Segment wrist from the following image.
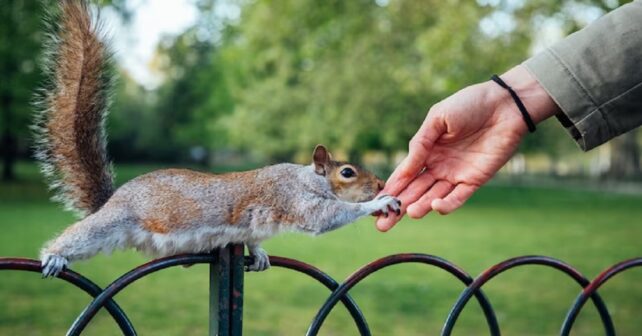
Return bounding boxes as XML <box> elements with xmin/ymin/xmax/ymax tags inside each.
<box><xmin>488</xmin><ymin>65</ymin><xmax>561</xmax><ymax>125</ymax></box>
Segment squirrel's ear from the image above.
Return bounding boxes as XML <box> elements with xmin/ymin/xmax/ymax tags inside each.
<box><xmin>313</xmin><ymin>144</ymin><xmax>331</xmax><ymax>176</ymax></box>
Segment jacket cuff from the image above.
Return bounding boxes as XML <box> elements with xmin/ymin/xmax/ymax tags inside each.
<box><xmin>523</xmin><ymin>49</ymin><xmax>612</xmax><ymax>151</ymax></box>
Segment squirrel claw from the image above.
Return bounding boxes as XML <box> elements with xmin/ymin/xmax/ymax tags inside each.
<box><xmin>371</xmin><ymin>195</ymin><xmax>401</xmax><ymax>217</ymax></box>
<box><xmin>41</xmin><ymin>254</ymin><xmax>68</xmax><ymax>278</ymax></box>
<box><xmin>247</xmin><ymin>247</ymin><xmax>270</xmax><ymax>272</ymax></box>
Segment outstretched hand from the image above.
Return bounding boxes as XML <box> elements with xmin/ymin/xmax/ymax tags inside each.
<box><xmin>376</xmin><ymin>65</ymin><xmax>559</xmax><ymax>231</ymax></box>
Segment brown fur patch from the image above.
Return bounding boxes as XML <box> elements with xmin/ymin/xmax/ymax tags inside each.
<box><xmin>216</xmin><ymin>170</ymin><xmax>259</xmax><ymax>183</ymax></box>
<box><xmin>138</xmin><ymin>172</ymin><xmax>205</xmax><ymax>233</ymax></box>
<box><xmin>226</xmin><ymin>170</ymin><xmax>262</xmax><ymax>225</ymax></box>
<box><xmin>162</xmin><ymin>168</ymin><xmax>216</xmax><ymax>182</ymax></box>
<box><xmin>142</xmin><ymin>218</ymin><xmax>170</xmax><ymax>234</ymax></box>
<box><xmin>270</xmin><ymin>206</ymin><xmax>302</xmax><ymax>224</ymax></box>
<box><xmin>136</xmin><ymin>167</ymin><xmax>305</xmax><ymax>230</ymax></box>
<box><xmin>229</xmin><ymin>196</ymin><xmax>253</xmax><ymax>225</ymax></box>
<box><xmin>223</xmin><ymin>169</ymin><xmax>303</xmax><ymax>226</ymax></box>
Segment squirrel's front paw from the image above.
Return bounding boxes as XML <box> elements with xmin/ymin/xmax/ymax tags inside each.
<box><xmin>41</xmin><ymin>254</ymin><xmax>68</xmax><ymax>278</ymax></box>
<box><xmin>371</xmin><ymin>195</ymin><xmax>402</xmax><ymax>217</ymax></box>
<box><xmin>247</xmin><ymin>248</ymin><xmax>270</xmax><ymax>272</ymax></box>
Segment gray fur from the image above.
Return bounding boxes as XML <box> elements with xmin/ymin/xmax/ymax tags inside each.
<box><xmin>40</xmin><ymin>164</ymin><xmax>400</xmax><ymax>276</ymax></box>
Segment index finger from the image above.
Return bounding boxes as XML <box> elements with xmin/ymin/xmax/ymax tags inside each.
<box><xmin>381</xmin><ymin>151</ymin><xmax>425</xmax><ymax>197</ymax></box>
<box><xmin>382</xmin><ymin>113</ymin><xmax>444</xmax><ymax>196</ymax></box>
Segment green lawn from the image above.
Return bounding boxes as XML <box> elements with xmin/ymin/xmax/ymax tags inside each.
<box><xmin>1</xmin><ymin>162</ymin><xmax>641</xmax><ymax>335</ymax></box>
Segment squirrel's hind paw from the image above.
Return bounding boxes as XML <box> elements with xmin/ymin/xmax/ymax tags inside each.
<box><xmin>247</xmin><ymin>248</ymin><xmax>270</xmax><ymax>272</ymax></box>
<box><xmin>41</xmin><ymin>254</ymin><xmax>68</xmax><ymax>278</ymax></box>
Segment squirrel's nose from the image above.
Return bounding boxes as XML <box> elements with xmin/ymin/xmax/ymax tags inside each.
<box><xmin>376</xmin><ymin>179</ymin><xmax>385</xmax><ymax>192</ymax></box>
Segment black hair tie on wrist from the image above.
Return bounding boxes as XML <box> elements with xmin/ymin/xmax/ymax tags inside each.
<box><xmin>490</xmin><ymin>74</ymin><xmax>536</xmax><ymax>133</ymax></box>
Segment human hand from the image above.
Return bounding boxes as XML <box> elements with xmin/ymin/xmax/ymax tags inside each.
<box><xmin>376</xmin><ymin>65</ymin><xmax>560</xmax><ymax>231</ymax></box>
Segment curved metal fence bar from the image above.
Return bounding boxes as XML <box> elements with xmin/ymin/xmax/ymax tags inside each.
<box><xmin>2</xmin><ymin>252</ymin><xmax>641</xmax><ymax>335</ymax></box>
<box><xmin>269</xmin><ymin>256</ymin><xmax>372</xmax><ymax>336</ymax></box>
<box><xmin>67</xmin><ymin>253</ymin><xmax>217</xmax><ymax>336</ymax></box>
<box><xmin>441</xmin><ymin>255</ymin><xmax>615</xmax><ymax>336</ymax></box>
<box><xmin>306</xmin><ymin>253</ymin><xmax>500</xmax><ymax>336</ymax></box>
<box><xmin>0</xmin><ymin>258</ymin><xmax>136</xmax><ymax>335</ymax></box>
<box><xmin>560</xmin><ymin>257</ymin><xmax>642</xmax><ymax>336</ymax></box>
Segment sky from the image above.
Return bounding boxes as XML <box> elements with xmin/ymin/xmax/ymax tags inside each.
<box><xmin>104</xmin><ymin>0</ymin><xmax>198</xmax><ymax>89</ymax></box>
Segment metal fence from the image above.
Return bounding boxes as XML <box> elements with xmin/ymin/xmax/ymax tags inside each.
<box><xmin>1</xmin><ymin>245</ymin><xmax>641</xmax><ymax>335</ymax></box>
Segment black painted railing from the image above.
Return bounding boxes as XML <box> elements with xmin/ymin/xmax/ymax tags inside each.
<box><xmin>1</xmin><ymin>246</ymin><xmax>641</xmax><ymax>335</ymax></box>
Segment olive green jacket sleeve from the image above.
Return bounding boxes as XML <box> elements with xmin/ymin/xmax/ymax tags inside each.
<box><xmin>523</xmin><ymin>0</ymin><xmax>642</xmax><ymax>151</ymax></box>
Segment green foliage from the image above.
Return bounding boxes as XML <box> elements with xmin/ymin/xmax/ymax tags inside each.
<box><xmin>175</xmin><ymin>0</ymin><xmax>617</xmax><ymax>161</ymax></box>
<box><xmin>0</xmin><ymin>0</ymin><xmax>50</xmax><ymax>138</ymax></box>
<box><xmin>222</xmin><ymin>0</ymin><xmax>526</xmax><ymax>160</ymax></box>
<box><xmin>155</xmin><ymin>28</ymin><xmax>234</xmax><ymax>151</ymax></box>
<box><xmin>0</xmin><ymin>0</ymin><xmax>126</xmax><ymax>180</ymax></box>
<box><xmin>2</xmin><ymin>0</ymin><xmax>636</xmax><ymax>168</ymax></box>
<box><xmin>108</xmin><ymin>72</ymin><xmax>158</xmax><ymax>161</ymax></box>
<box><xmin>117</xmin><ymin>1</ymin><xmax>238</xmax><ymax>164</ymax></box>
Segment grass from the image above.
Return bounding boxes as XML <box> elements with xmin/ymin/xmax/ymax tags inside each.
<box><xmin>1</xmin><ymin>162</ymin><xmax>642</xmax><ymax>335</ymax></box>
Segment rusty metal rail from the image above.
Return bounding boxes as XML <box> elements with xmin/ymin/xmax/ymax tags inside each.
<box><xmin>0</xmin><ymin>247</ymin><xmax>640</xmax><ymax>335</ymax></box>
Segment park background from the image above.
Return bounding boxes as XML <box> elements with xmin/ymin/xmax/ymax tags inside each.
<box><xmin>1</xmin><ymin>0</ymin><xmax>642</xmax><ymax>335</ymax></box>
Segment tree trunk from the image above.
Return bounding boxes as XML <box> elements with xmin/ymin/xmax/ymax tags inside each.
<box><xmin>1</xmin><ymin>87</ymin><xmax>16</xmax><ymax>181</ymax></box>
<box><xmin>1</xmin><ymin>0</ymin><xmax>16</xmax><ymax>181</ymax></box>
<box><xmin>605</xmin><ymin>130</ymin><xmax>640</xmax><ymax>180</ymax></box>
<box><xmin>1</xmin><ymin>132</ymin><xmax>16</xmax><ymax>181</ymax></box>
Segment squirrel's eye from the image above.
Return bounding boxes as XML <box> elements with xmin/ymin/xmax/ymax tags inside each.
<box><xmin>340</xmin><ymin>168</ymin><xmax>356</xmax><ymax>178</ymax></box>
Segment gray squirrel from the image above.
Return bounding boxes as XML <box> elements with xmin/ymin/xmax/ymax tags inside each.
<box><xmin>34</xmin><ymin>1</ymin><xmax>401</xmax><ymax>277</ymax></box>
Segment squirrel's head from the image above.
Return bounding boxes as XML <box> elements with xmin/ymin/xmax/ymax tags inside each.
<box><xmin>312</xmin><ymin>145</ymin><xmax>384</xmax><ymax>202</ymax></box>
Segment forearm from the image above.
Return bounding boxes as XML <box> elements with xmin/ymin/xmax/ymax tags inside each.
<box><xmin>523</xmin><ymin>0</ymin><xmax>642</xmax><ymax>150</ymax></box>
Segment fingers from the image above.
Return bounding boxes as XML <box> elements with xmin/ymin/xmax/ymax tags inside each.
<box><xmin>382</xmin><ymin>114</ymin><xmax>444</xmax><ymax>197</ymax></box>
<box><xmin>406</xmin><ymin>180</ymin><xmax>454</xmax><ymax>219</ymax></box>
<box><xmin>377</xmin><ymin>181</ymin><xmax>479</xmax><ymax>232</ymax></box>
<box><xmin>381</xmin><ymin>152</ymin><xmax>426</xmax><ymax>197</ymax></box>
<box><xmin>431</xmin><ymin>183</ymin><xmax>479</xmax><ymax>215</ymax></box>
<box><xmin>374</xmin><ymin>208</ymin><xmax>400</xmax><ymax>232</ymax></box>
<box><xmin>376</xmin><ymin>172</ymin><xmax>435</xmax><ymax>232</ymax></box>
<box><xmin>376</xmin><ymin>109</ymin><xmax>451</xmax><ymax>232</ymax></box>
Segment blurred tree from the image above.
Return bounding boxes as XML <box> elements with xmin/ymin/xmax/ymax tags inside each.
<box><xmin>0</xmin><ymin>0</ymin><xmax>49</xmax><ymax>181</ymax></box>
<box><xmin>0</xmin><ymin>0</ymin><xmax>128</xmax><ymax>181</ymax></box>
<box><xmin>108</xmin><ymin>71</ymin><xmax>156</xmax><ymax>162</ymax></box>
<box><xmin>147</xmin><ymin>0</ymin><xmax>234</xmax><ymax>164</ymax></box>
<box><xmin>132</xmin><ymin>0</ymin><xmax>639</xmax><ymax>174</ymax></box>
<box><xmin>206</xmin><ymin>0</ymin><xmax>638</xmax><ymax>174</ymax></box>
<box><xmin>5</xmin><ymin>0</ymin><xmax>637</xmax><ymax>177</ymax></box>
<box><xmin>221</xmin><ymin>0</ymin><xmax>533</xmax><ymax>162</ymax></box>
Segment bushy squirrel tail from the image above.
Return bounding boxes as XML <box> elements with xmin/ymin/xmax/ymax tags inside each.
<box><xmin>33</xmin><ymin>0</ymin><xmax>115</xmax><ymax>217</ymax></box>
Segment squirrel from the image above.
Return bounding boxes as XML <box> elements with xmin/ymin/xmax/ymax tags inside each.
<box><xmin>33</xmin><ymin>1</ymin><xmax>401</xmax><ymax>278</ymax></box>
